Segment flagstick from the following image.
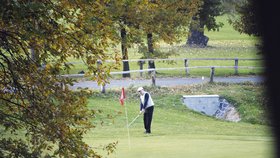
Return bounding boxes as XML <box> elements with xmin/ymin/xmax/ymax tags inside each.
<box><xmin>124</xmin><ymin>102</ymin><xmax>131</xmax><ymax>150</ymax></box>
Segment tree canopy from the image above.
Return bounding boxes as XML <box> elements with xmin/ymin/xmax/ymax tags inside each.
<box><xmin>187</xmin><ymin>0</ymin><xmax>224</xmax><ymax>47</ymax></box>
<box><xmin>135</xmin><ymin>0</ymin><xmax>201</xmax><ymax>69</ymax></box>
<box><xmin>228</xmin><ymin>0</ymin><xmax>261</xmax><ymax>37</ymax></box>
<box><xmin>198</xmin><ymin>0</ymin><xmax>224</xmax><ymax>32</ymax></box>
<box><xmin>0</xmin><ymin>1</ymin><xmax>119</xmax><ymax>157</ymax></box>
<box><xmin>105</xmin><ymin>1</ymin><xmax>144</xmax><ymax>77</ymax></box>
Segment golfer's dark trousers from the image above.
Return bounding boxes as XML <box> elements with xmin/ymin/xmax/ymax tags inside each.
<box><xmin>144</xmin><ymin>106</ymin><xmax>154</xmax><ymax>133</ymax></box>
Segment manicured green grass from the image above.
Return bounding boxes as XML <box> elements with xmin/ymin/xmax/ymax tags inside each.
<box><xmin>87</xmin><ymin>135</ymin><xmax>273</xmax><ymax>158</ymax></box>
<box><xmin>205</xmin><ymin>15</ymin><xmax>258</xmax><ymax>41</ymax></box>
<box><xmin>83</xmin><ymin>83</ymin><xmax>274</xmax><ymax>158</ymax></box>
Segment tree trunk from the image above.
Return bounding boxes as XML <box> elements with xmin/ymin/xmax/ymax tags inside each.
<box><xmin>186</xmin><ymin>18</ymin><xmax>209</xmax><ymax>48</ymax></box>
<box><xmin>121</xmin><ymin>28</ymin><xmax>130</xmax><ymax>78</ymax></box>
<box><xmin>147</xmin><ymin>33</ymin><xmax>155</xmax><ymax>72</ymax></box>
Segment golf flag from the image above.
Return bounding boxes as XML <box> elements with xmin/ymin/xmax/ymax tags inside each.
<box><xmin>119</xmin><ymin>87</ymin><xmax>126</xmax><ymax>106</ymax></box>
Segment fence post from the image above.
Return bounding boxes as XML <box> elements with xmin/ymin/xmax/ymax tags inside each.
<box><xmin>100</xmin><ymin>84</ymin><xmax>106</xmax><ymax>93</ymax></box>
<box><xmin>234</xmin><ymin>58</ymin><xmax>239</xmax><ymax>75</ymax></box>
<box><xmin>151</xmin><ymin>69</ymin><xmax>156</xmax><ymax>86</ymax></box>
<box><xmin>184</xmin><ymin>59</ymin><xmax>189</xmax><ymax>77</ymax></box>
<box><xmin>210</xmin><ymin>67</ymin><xmax>215</xmax><ymax>83</ymax></box>
<box><xmin>139</xmin><ymin>60</ymin><xmax>144</xmax><ymax>77</ymax></box>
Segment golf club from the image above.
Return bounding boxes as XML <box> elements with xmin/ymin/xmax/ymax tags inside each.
<box><xmin>127</xmin><ymin>114</ymin><xmax>141</xmax><ymax>127</ymax></box>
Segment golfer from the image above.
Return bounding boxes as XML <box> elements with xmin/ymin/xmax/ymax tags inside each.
<box><xmin>137</xmin><ymin>87</ymin><xmax>154</xmax><ymax>134</ymax></box>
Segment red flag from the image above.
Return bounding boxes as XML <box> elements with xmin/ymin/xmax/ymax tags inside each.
<box><xmin>119</xmin><ymin>87</ymin><xmax>126</xmax><ymax>106</ymax></box>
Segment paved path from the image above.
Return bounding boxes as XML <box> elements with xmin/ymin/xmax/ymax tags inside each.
<box><xmin>70</xmin><ymin>76</ymin><xmax>264</xmax><ymax>90</ymax></box>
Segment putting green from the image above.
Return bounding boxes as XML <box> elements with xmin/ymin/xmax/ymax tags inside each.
<box><xmin>85</xmin><ymin>134</ymin><xmax>274</xmax><ymax>158</ymax></box>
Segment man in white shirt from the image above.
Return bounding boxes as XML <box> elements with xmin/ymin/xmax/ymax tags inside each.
<box><xmin>137</xmin><ymin>87</ymin><xmax>154</xmax><ymax>134</ymax></box>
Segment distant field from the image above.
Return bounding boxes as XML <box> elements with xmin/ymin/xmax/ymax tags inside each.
<box><xmin>62</xmin><ymin>15</ymin><xmax>264</xmax><ymax>78</ymax></box>
<box><xmin>83</xmin><ymin>83</ymin><xmax>274</xmax><ymax>158</ymax></box>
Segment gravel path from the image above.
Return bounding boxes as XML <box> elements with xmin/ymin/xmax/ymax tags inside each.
<box><xmin>70</xmin><ymin>75</ymin><xmax>264</xmax><ymax>90</ymax></box>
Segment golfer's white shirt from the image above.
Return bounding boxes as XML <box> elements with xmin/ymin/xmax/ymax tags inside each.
<box><xmin>140</xmin><ymin>92</ymin><xmax>154</xmax><ymax>109</ymax></box>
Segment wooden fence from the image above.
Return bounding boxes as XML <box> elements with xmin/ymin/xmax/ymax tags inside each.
<box><xmin>63</xmin><ymin>57</ymin><xmax>263</xmax><ymax>77</ymax></box>
<box><xmin>62</xmin><ymin>58</ymin><xmax>264</xmax><ymax>92</ymax></box>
